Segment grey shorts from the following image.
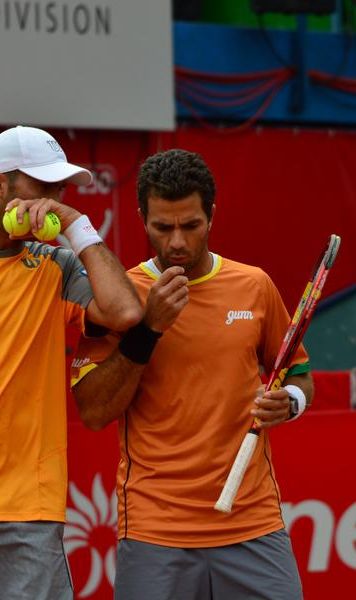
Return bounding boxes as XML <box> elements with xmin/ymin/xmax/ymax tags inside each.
<box><xmin>0</xmin><ymin>521</ymin><xmax>73</xmax><ymax>600</ymax></box>
<box><xmin>114</xmin><ymin>529</ymin><xmax>302</xmax><ymax>600</ymax></box>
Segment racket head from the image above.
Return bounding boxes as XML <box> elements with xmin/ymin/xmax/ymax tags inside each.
<box><xmin>325</xmin><ymin>234</ymin><xmax>341</xmax><ymax>269</ymax></box>
<box><xmin>265</xmin><ymin>234</ymin><xmax>341</xmax><ymax>392</ymax></box>
<box><xmin>312</xmin><ymin>233</ymin><xmax>341</xmax><ymax>276</ymax></box>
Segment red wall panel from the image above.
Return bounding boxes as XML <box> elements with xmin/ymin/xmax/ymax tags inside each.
<box><xmin>58</xmin><ymin>125</ymin><xmax>356</xmax><ymax>314</ymax></box>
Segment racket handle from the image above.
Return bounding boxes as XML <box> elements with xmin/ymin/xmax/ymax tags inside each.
<box><xmin>214</xmin><ymin>431</ymin><xmax>259</xmax><ymax>513</ymax></box>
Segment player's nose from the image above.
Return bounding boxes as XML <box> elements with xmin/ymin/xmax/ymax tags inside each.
<box><xmin>169</xmin><ymin>228</ymin><xmax>185</xmax><ymax>249</ymax></box>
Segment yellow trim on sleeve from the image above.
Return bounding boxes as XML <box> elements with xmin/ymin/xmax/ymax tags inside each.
<box><xmin>71</xmin><ymin>362</ymin><xmax>98</xmax><ymax>388</ymax></box>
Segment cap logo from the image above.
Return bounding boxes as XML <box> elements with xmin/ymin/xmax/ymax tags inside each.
<box><xmin>46</xmin><ymin>139</ymin><xmax>63</xmax><ymax>153</ymax></box>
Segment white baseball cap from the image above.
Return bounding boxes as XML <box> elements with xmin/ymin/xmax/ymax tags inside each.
<box><xmin>0</xmin><ymin>125</ymin><xmax>92</xmax><ymax>186</ymax></box>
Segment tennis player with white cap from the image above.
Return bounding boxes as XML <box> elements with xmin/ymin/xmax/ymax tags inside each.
<box><xmin>0</xmin><ymin>125</ymin><xmax>142</xmax><ymax>599</ymax></box>
<box><xmin>0</xmin><ymin>125</ymin><xmax>92</xmax><ymax>184</ymax></box>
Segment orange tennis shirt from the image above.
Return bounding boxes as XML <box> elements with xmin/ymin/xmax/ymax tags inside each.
<box><xmin>0</xmin><ymin>242</ymin><xmax>92</xmax><ymax>522</ymax></box>
<box><xmin>72</xmin><ymin>254</ymin><xmax>310</xmax><ymax>547</ymax></box>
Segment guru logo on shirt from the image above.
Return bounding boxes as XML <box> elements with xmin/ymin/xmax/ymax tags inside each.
<box><xmin>225</xmin><ymin>310</ymin><xmax>254</xmax><ymax>325</ymax></box>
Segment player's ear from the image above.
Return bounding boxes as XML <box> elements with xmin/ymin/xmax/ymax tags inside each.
<box><xmin>208</xmin><ymin>203</ymin><xmax>216</xmax><ymax>231</ymax></box>
<box><xmin>0</xmin><ymin>174</ymin><xmax>8</xmax><ymax>199</ymax></box>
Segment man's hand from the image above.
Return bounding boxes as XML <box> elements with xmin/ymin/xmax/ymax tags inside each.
<box><xmin>250</xmin><ymin>387</ymin><xmax>290</xmax><ymax>429</ymax></box>
<box><xmin>5</xmin><ymin>198</ymin><xmax>81</xmax><ymax>236</ymax></box>
<box><xmin>144</xmin><ymin>266</ymin><xmax>189</xmax><ymax>332</ymax></box>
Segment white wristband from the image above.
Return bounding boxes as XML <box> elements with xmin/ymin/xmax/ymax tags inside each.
<box><xmin>64</xmin><ymin>215</ymin><xmax>103</xmax><ymax>256</ymax></box>
<box><xmin>284</xmin><ymin>384</ymin><xmax>307</xmax><ymax>421</ymax></box>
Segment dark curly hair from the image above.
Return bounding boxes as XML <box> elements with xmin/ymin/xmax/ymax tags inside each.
<box><xmin>137</xmin><ymin>149</ymin><xmax>216</xmax><ymax>221</ymax></box>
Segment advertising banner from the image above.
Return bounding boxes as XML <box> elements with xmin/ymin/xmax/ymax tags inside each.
<box><xmin>0</xmin><ymin>1</ymin><xmax>174</xmax><ymax>130</ymax></box>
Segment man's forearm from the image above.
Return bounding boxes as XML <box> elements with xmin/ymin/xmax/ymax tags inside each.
<box><xmin>73</xmin><ymin>349</ymin><xmax>144</xmax><ymax>430</ymax></box>
<box><xmin>80</xmin><ymin>243</ymin><xmax>143</xmax><ymax>331</ymax></box>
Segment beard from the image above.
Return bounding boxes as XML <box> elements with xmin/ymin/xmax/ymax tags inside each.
<box><xmin>158</xmin><ymin>254</ymin><xmax>197</xmax><ymax>273</ymax></box>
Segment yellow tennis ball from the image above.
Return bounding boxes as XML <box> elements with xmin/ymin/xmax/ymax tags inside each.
<box><xmin>2</xmin><ymin>207</ymin><xmax>31</xmax><ymax>236</ymax></box>
<box><xmin>34</xmin><ymin>212</ymin><xmax>61</xmax><ymax>242</ymax></box>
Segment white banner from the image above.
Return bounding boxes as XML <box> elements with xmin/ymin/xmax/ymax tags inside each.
<box><xmin>0</xmin><ymin>0</ymin><xmax>174</xmax><ymax>130</ymax></box>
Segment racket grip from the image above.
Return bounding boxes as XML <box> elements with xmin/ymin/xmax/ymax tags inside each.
<box><xmin>214</xmin><ymin>431</ymin><xmax>259</xmax><ymax>513</ymax></box>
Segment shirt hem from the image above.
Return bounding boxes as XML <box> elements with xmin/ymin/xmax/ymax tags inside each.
<box><xmin>118</xmin><ymin>522</ymin><xmax>285</xmax><ymax>548</ymax></box>
<box><xmin>0</xmin><ymin>512</ymin><xmax>66</xmax><ymax>522</ymax></box>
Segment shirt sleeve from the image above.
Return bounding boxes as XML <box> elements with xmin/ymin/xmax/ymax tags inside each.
<box><xmin>51</xmin><ymin>246</ymin><xmax>93</xmax><ymax>328</ymax></box>
<box><xmin>27</xmin><ymin>242</ymin><xmax>93</xmax><ymax>331</ymax></box>
<box><xmin>71</xmin><ymin>332</ymin><xmax>119</xmax><ymax>387</ymax></box>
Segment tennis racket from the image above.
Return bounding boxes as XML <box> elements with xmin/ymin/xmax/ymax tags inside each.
<box><xmin>214</xmin><ymin>233</ymin><xmax>341</xmax><ymax>513</ymax></box>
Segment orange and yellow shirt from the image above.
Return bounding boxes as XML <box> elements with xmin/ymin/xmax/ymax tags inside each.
<box><xmin>0</xmin><ymin>242</ymin><xmax>93</xmax><ymax>522</ymax></box>
<box><xmin>72</xmin><ymin>254</ymin><xmax>310</xmax><ymax>547</ymax></box>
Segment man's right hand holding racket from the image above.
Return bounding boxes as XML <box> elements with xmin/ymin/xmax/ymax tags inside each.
<box><xmin>250</xmin><ymin>375</ymin><xmax>312</xmax><ymax>430</ymax></box>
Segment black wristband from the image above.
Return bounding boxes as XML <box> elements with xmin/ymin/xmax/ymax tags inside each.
<box><xmin>118</xmin><ymin>320</ymin><xmax>162</xmax><ymax>364</ymax></box>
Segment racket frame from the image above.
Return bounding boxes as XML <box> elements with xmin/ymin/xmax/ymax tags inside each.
<box><xmin>214</xmin><ymin>234</ymin><xmax>341</xmax><ymax>513</ymax></box>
